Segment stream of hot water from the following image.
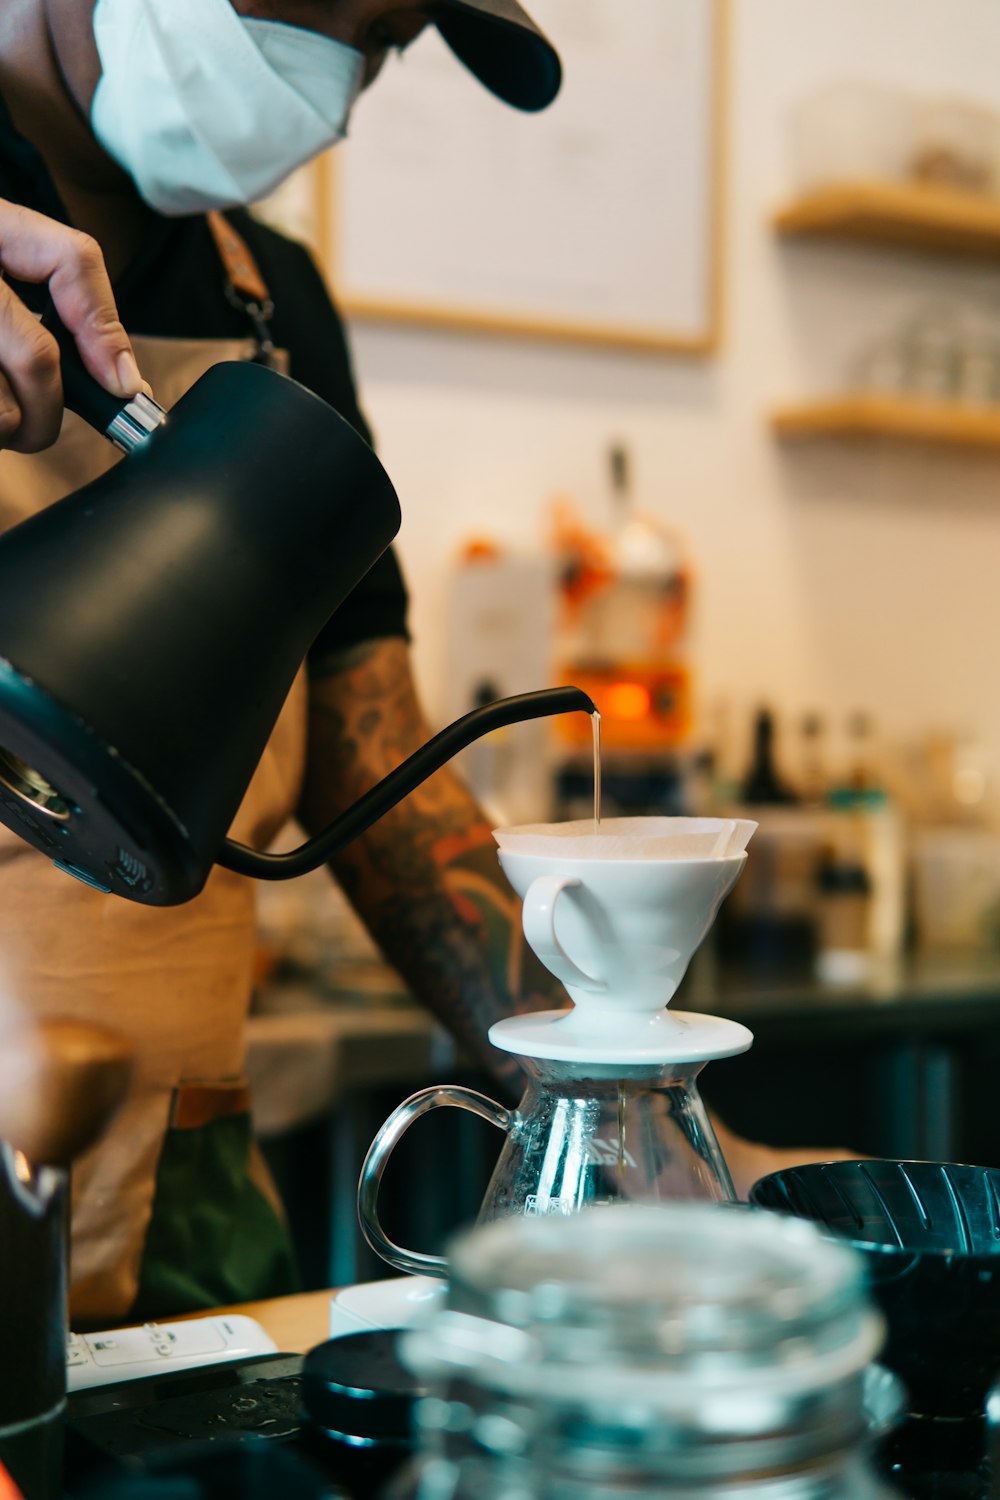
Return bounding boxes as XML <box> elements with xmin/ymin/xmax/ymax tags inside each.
<box><xmin>592</xmin><ymin>708</ymin><xmax>602</xmax><ymax>830</ymax></box>
<box><xmin>591</xmin><ymin>710</ymin><xmax>627</xmax><ymax>1170</ymax></box>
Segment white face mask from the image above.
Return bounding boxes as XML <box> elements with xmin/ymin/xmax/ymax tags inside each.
<box><xmin>91</xmin><ymin>0</ymin><xmax>364</xmax><ymax>217</ymax></box>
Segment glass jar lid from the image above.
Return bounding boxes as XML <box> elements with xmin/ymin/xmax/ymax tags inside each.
<box><xmin>408</xmin><ymin>1205</ymin><xmax>882</xmax><ymax>1420</ymax></box>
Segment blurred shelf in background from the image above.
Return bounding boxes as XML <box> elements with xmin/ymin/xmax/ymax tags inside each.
<box><xmin>771</xmin><ymin>392</ymin><xmax>1000</xmax><ymax>450</ymax></box>
<box><xmin>773</xmin><ymin>181</ymin><xmax>1000</xmax><ymax>259</ymax></box>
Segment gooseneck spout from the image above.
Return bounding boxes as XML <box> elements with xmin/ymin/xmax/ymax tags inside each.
<box><xmin>0</xmin><ymin>315</ymin><xmax>592</xmax><ymax>904</ymax></box>
<box><xmin>219</xmin><ymin>686</ymin><xmax>596</xmax><ymax>882</ymax></box>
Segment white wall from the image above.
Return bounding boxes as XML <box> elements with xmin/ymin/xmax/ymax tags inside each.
<box><xmin>342</xmin><ymin>0</ymin><xmax>1000</xmax><ymax>805</ymax></box>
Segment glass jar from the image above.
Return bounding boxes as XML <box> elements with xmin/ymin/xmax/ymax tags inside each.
<box><xmin>396</xmin><ymin>1204</ymin><xmax>901</xmax><ymax>1499</ymax></box>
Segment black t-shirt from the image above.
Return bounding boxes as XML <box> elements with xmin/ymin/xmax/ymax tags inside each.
<box><xmin>0</xmin><ymin>95</ymin><xmax>410</xmax><ymax>662</ymax></box>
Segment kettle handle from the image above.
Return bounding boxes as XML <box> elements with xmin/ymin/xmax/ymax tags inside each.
<box><xmin>42</xmin><ymin>302</ymin><xmax>167</xmax><ymax>453</ymax></box>
<box><xmin>358</xmin><ymin>1085</ymin><xmax>512</xmax><ymax>1279</ymax></box>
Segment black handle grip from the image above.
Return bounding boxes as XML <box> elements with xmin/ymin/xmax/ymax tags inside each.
<box><xmin>42</xmin><ymin>302</ymin><xmax>128</xmax><ymax>437</ymax></box>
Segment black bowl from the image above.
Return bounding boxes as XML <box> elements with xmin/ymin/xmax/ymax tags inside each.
<box><xmin>750</xmin><ymin>1160</ymin><xmax>1000</xmax><ymax>1419</ymax></box>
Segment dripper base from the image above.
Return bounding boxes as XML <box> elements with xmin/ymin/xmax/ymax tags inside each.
<box><xmin>489</xmin><ymin>1010</ymin><xmax>753</xmax><ymax>1065</ymax></box>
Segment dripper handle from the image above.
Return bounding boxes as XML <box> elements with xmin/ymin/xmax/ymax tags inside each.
<box><xmin>359</xmin><ymin>1085</ymin><xmax>511</xmax><ymax>1278</ymax></box>
<box><xmin>522</xmin><ymin>875</ymin><xmax>608</xmax><ymax>993</ymax></box>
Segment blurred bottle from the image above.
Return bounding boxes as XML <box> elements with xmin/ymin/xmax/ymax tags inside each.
<box><xmin>444</xmin><ymin>543</ymin><xmax>559</xmax><ymax>826</ymax></box>
<box><xmin>740</xmin><ymin>708</ymin><xmax>798</xmax><ymax>805</ymax></box>
<box><xmin>550</xmin><ymin>443</ymin><xmax>693</xmax><ymax>755</ymax></box>
<box><xmin>602</xmin><ymin>441</ymin><xmax>690</xmax><ymax>670</ymax></box>
<box><xmin>955</xmin><ymin>331</ymin><xmax>1000</xmax><ymax>407</ymax></box>
<box><xmin>716</xmin><ymin>709</ymin><xmax>815</xmax><ymax>975</ymax></box>
<box><xmin>815</xmin><ymin>846</ymin><xmax>874</xmax><ymax>984</ymax></box>
<box><xmin>844</xmin><ymin>711</ymin><xmax>882</xmax><ymax>795</ymax></box>
<box><xmin>798</xmin><ymin>711</ymin><xmax>827</xmax><ymax>805</ymax></box>
<box><xmin>911</xmin><ymin>97</ymin><xmax>1000</xmax><ymax>193</ymax></box>
<box><xmin>698</xmin><ymin>695</ymin><xmax>741</xmax><ymax>809</ymax></box>
<box><xmin>901</xmin><ymin>305</ymin><xmax>960</xmax><ymax>400</ymax></box>
<box><xmin>827</xmin><ymin>713</ymin><xmax>906</xmax><ymax>965</ymax></box>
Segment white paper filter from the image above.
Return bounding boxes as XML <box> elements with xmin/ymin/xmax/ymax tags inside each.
<box><xmin>493</xmin><ymin>817</ymin><xmax>757</xmax><ymax>861</ymax></box>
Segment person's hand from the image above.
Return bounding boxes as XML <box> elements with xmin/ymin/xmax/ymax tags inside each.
<box><xmin>710</xmin><ymin>1114</ymin><xmax>863</xmax><ymax>1201</ymax></box>
<box><xmin>0</xmin><ymin>198</ymin><xmax>143</xmax><ymax>454</ymax></box>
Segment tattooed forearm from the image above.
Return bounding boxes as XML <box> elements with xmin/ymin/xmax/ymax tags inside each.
<box><xmin>298</xmin><ymin>639</ymin><xmax>565</xmax><ymax>1094</ymax></box>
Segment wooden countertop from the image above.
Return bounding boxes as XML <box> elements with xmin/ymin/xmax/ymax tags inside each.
<box><xmin>177</xmin><ymin>1288</ymin><xmax>337</xmax><ymax>1354</ymax></box>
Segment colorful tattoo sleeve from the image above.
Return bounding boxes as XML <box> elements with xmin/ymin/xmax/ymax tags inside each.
<box><xmin>298</xmin><ymin>639</ymin><xmax>564</xmax><ymax>1095</ymax></box>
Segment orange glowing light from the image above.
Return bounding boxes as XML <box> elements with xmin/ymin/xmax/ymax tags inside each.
<box><xmin>604</xmin><ymin>681</ymin><xmax>652</xmax><ymax>721</ymax></box>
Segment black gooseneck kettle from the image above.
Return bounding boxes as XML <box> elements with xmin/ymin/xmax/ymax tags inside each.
<box><xmin>0</xmin><ymin>325</ymin><xmax>593</xmax><ymax>1500</ymax></box>
<box><xmin>0</xmin><ymin>324</ymin><xmax>594</xmax><ymax>904</ymax></box>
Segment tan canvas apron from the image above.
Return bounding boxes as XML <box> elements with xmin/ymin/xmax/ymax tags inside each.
<box><xmin>0</xmin><ymin>332</ymin><xmax>307</xmax><ymax>1324</ymax></box>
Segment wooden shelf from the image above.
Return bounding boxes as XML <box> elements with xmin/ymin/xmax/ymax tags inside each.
<box><xmin>771</xmin><ymin>393</ymin><xmax>1000</xmax><ymax>450</ymax></box>
<box><xmin>773</xmin><ymin>181</ymin><xmax>1000</xmax><ymax>258</ymax></box>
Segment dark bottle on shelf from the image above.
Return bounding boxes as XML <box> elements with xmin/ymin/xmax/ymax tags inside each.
<box><xmin>741</xmin><ymin>708</ymin><xmax>798</xmax><ymax>805</ymax></box>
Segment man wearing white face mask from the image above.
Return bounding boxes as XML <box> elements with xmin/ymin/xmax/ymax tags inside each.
<box><xmin>0</xmin><ymin>0</ymin><xmax>569</xmax><ymax>1325</ymax></box>
<box><xmin>0</xmin><ymin>1</ymin><xmax>849</xmax><ymax>1324</ymax></box>
<box><xmin>89</xmin><ymin>1</ymin><xmax>369</xmax><ymax>216</ymax></box>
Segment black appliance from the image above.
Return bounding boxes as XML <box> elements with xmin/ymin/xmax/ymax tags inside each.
<box><xmin>751</xmin><ymin>1158</ymin><xmax>1000</xmax><ymax>1499</ymax></box>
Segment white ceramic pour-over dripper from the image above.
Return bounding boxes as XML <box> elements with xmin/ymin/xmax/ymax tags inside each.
<box><xmin>492</xmin><ymin>817</ymin><xmax>757</xmax><ymax>1066</ymax></box>
<box><xmin>355</xmin><ymin>818</ymin><xmax>758</xmax><ymax>1282</ymax></box>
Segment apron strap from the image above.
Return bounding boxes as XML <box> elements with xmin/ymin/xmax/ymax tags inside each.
<box><xmin>206</xmin><ymin>210</ymin><xmax>276</xmax><ymax>366</ymax></box>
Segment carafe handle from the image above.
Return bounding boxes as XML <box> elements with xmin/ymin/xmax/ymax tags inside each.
<box><xmin>522</xmin><ymin>874</ymin><xmax>608</xmax><ymax>993</ymax></box>
<box><xmin>358</xmin><ymin>1085</ymin><xmax>512</xmax><ymax>1278</ymax></box>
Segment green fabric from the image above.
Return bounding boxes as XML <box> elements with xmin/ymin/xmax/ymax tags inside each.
<box><xmin>132</xmin><ymin>1113</ymin><xmax>299</xmax><ymax>1321</ymax></box>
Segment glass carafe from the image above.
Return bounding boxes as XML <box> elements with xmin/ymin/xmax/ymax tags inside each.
<box><xmin>359</xmin><ymin>1057</ymin><xmax>735</xmax><ymax>1278</ymax></box>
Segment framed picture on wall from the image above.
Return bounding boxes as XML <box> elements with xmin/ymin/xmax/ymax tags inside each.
<box><xmin>261</xmin><ymin>0</ymin><xmax>726</xmax><ymax>354</ymax></box>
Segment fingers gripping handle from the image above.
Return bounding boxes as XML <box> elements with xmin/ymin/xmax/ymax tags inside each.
<box><xmin>358</xmin><ymin>1085</ymin><xmax>512</xmax><ymax>1278</ymax></box>
<box><xmin>521</xmin><ymin>874</ymin><xmax>608</xmax><ymax>993</ymax></box>
<box><xmin>41</xmin><ymin>302</ymin><xmax>165</xmax><ymax>452</ymax></box>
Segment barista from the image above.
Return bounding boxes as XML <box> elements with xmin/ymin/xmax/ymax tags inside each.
<box><xmin>0</xmin><ymin>0</ymin><xmax>844</xmax><ymax>1325</ymax></box>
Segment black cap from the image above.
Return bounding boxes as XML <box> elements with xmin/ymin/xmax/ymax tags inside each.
<box><xmin>431</xmin><ymin>0</ymin><xmax>562</xmax><ymax>111</ymax></box>
<box><xmin>302</xmin><ymin>1331</ymin><xmax>425</xmax><ymax>1443</ymax></box>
